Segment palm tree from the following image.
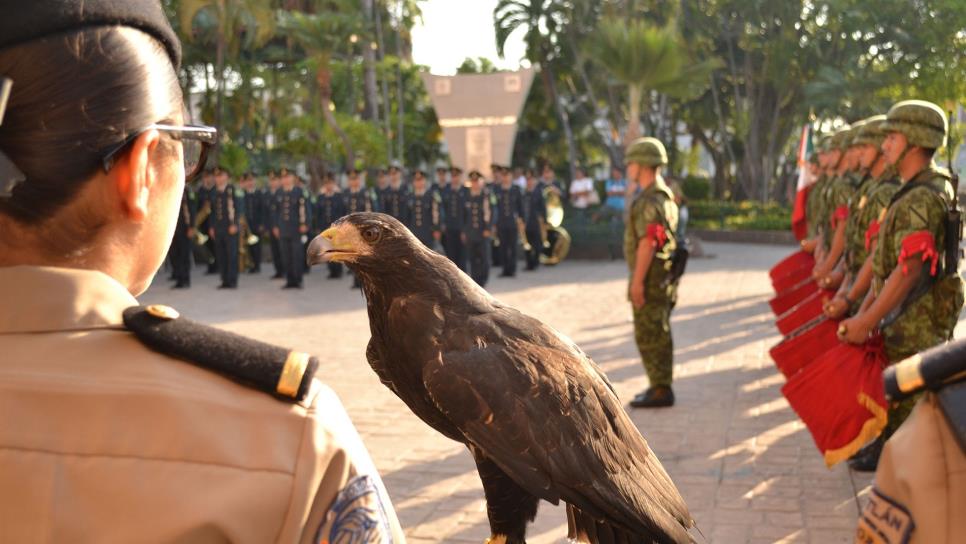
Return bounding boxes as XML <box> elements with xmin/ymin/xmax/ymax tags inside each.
<box><xmin>277</xmin><ymin>7</ymin><xmax>361</xmax><ymax>166</ymax></box>
<box><xmin>588</xmin><ymin>17</ymin><xmax>720</xmax><ymax>146</ymax></box>
<box><xmin>179</xmin><ymin>0</ymin><xmax>275</xmax><ymax>140</ymax></box>
<box><xmin>494</xmin><ymin>0</ymin><xmax>578</xmax><ymax>182</ymax></box>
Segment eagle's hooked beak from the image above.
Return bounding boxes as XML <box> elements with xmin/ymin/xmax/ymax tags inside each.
<box><xmin>307</xmin><ymin>223</ymin><xmax>363</xmax><ymax>266</ymax></box>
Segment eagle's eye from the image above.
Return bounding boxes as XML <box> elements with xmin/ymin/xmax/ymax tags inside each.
<box><xmin>361</xmin><ymin>226</ymin><xmax>382</xmax><ymax>244</ymax></box>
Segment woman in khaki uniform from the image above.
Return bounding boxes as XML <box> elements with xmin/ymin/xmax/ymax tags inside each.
<box><xmin>0</xmin><ymin>1</ymin><xmax>403</xmax><ymax>542</ymax></box>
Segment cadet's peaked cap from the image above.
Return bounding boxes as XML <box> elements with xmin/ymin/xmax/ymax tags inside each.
<box><xmin>852</xmin><ymin>115</ymin><xmax>888</xmax><ymax>147</ymax></box>
<box><xmin>625</xmin><ymin>137</ymin><xmax>668</xmax><ymax>167</ymax></box>
<box><xmin>883</xmin><ymin>100</ymin><xmax>947</xmax><ymax>149</ymax></box>
<box><xmin>0</xmin><ymin>0</ymin><xmax>181</xmax><ymax>69</ymax></box>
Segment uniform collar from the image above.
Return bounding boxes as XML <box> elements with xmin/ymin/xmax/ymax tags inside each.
<box><xmin>0</xmin><ymin>266</ymin><xmax>137</xmax><ymax>334</ymax></box>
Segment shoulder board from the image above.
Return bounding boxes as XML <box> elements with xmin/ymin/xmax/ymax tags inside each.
<box><xmin>123</xmin><ymin>305</ymin><xmax>319</xmax><ymax>402</ymax></box>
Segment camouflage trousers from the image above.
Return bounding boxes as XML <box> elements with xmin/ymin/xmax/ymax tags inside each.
<box><xmin>630</xmin><ymin>261</ymin><xmax>677</xmax><ymax>387</ymax></box>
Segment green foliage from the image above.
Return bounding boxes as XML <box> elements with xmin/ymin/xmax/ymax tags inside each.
<box><xmin>681</xmin><ymin>176</ymin><xmax>711</xmax><ymax>201</ymax></box>
<box><xmin>689</xmin><ymin>200</ymin><xmax>792</xmax><ymax>231</ymax></box>
<box><xmin>457</xmin><ymin>57</ymin><xmax>500</xmax><ymax>74</ymax></box>
<box><xmin>218</xmin><ymin>141</ymin><xmax>250</xmax><ymax>177</ymax></box>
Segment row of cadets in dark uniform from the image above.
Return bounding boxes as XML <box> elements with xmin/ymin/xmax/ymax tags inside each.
<box><xmin>407</xmin><ymin>170</ymin><xmax>442</xmax><ymax>248</ymax></box>
<box><xmin>208</xmin><ymin>167</ymin><xmax>244</xmax><ymax>289</ymax></box>
<box><xmin>314</xmin><ymin>172</ymin><xmax>348</xmax><ymax>279</ymax></box>
<box><xmin>272</xmin><ymin>169</ymin><xmax>310</xmax><ymax>289</ymax></box>
<box><xmin>240</xmin><ymin>172</ymin><xmax>264</xmax><ymax>274</ymax></box>
<box><xmin>441</xmin><ymin>166</ymin><xmax>469</xmax><ymax>270</ymax></box>
<box><xmin>522</xmin><ymin>169</ymin><xmax>548</xmax><ymax>271</ymax></box>
<box><xmin>464</xmin><ymin>170</ymin><xmax>497</xmax><ymax>287</ymax></box>
<box><xmin>492</xmin><ymin>165</ymin><xmax>525</xmax><ymax>277</ymax></box>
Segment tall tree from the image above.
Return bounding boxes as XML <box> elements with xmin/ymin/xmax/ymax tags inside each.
<box><xmin>495</xmin><ymin>0</ymin><xmax>579</xmax><ymax>182</ymax></box>
<box><xmin>180</xmin><ymin>0</ymin><xmax>275</xmax><ymax>145</ymax></box>
<box><xmin>588</xmin><ymin>17</ymin><xmax>718</xmax><ymax>145</ymax></box>
<box><xmin>277</xmin><ymin>6</ymin><xmax>361</xmax><ymax>166</ymax></box>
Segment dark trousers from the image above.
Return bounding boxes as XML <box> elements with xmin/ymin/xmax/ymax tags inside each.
<box><xmin>270</xmin><ymin>235</ymin><xmax>284</xmax><ymax>276</ymax></box>
<box><xmin>281</xmin><ymin>236</ymin><xmax>305</xmax><ymax>287</ymax></box>
<box><xmin>170</xmin><ymin>233</ymin><xmax>192</xmax><ymax>285</ymax></box>
<box><xmin>468</xmin><ymin>238</ymin><xmax>491</xmax><ymax>287</ymax></box>
<box><xmin>524</xmin><ymin>226</ymin><xmax>542</xmax><ymax>270</ymax></box>
<box><xmin>205</xmin><ymin>235</ymin><xmax>218</xmax><ymax>273</ymax></box>
<box><xmin>497</xmin><ymin>224</ymin><xmax>518</xmax><ymax>276</ymax></box>
<box><xmin>214</xmin><ymin>232</ymin><xmax>239</xmax><ymax>286</ymax></box>
<box><xmin>248</xmin><ymin>237</ymin><xmax>262</xmax><ymax>272</ymax></box>
<box><xmin>303</xmin><ymin>238</ymin><xmax>312</xmax><ymax>274</ymax></box>
<box><xmin>492</xmin><ymin>237</ymin><xmax>503</xmax><ymax>267</ymax></box>
<box><xmin>327</xmin><ymin>262</ymin><xmax>343</xmax><ymax>278</ymax></box>
<box><xmin>442</xmin><ymin>229</ymin><xmax>467</xmax><ymax>271</ymax></box>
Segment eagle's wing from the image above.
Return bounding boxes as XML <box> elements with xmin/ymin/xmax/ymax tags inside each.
<box><xmin>422</xmin><ymin>308</ymin><xmax>693</xmax><ymax>543</ymax></box>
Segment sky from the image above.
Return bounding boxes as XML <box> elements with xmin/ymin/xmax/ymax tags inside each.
<box><xmin>411</xmin><ymin>0</ymin><xmax>528</xmax><ymax>75</ymax></box>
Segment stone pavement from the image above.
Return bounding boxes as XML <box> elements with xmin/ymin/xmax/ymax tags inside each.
<box><xmin>141</xmin><ymin>241</ymin><xmax>957</xmax><ymax>543</ymax></box>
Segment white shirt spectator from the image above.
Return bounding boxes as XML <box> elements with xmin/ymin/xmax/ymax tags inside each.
<box><xmin>569</xmin><ymin>176</ymin><xmax>595</xmax><ymax>209</ymax></box>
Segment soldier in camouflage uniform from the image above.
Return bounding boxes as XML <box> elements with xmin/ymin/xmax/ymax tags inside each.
<box><xmin>825</xmin><ymin>116</ymin><xmax>902</xmax><ymax>318</ymax></box>
<box><xmin>812</xmin><ymin>126</ymin><xmax>858</xmax><ymax>280</ymax></box>
<box><xmin>839</xmin><ymin>100</ymin><xmax>964</xmax><ymax>470</ymax></box>
<box><xmin>624</xmin><ymin>137</ymin><xmax>680</xmax><ymax>408</ymax></box>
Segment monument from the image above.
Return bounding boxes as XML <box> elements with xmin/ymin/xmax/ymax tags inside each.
<box><xmin>421</xmin><ymin>69</ymin><xmax>535</xmax><ymax>179</ymax></box>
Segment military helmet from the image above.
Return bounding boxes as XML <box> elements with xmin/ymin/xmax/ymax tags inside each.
<box><xmin>882</xmin><ymin>100</ymin><xmax>947</xmax><ymax>149</ymax></box>
<box><xmin>845</xmin><ymin>119</ymin><xmax>870</xmax><ymax>147</ymax></box>
<box><xmin>825</xmin><ymin>125</ymin><xmax>851</xmax><ymax>151</ymax></box>
<box><xmin>813</xmin><ymin>133</ymin><xmax>829</xmax><ymax>153</ymax></box>
<box><xmin>625</xmin><ymin>137</ymin><xmax>668</xmax><ymax>167</ymax></box>
<box><xmin>852</xmin><ymin>115</ymin><xmax>888</xmax><ymax>147</ymax></box>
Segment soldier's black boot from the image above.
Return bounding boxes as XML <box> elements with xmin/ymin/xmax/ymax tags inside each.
<box><xmin>630</xmin><ymin>386</ymin><xmax>675</xmax><ymax>408</ymax></box>
<box><xmin>847</xmin><ymin>435</ymin><xmax>884</xmax><ymax>472</ymax></box>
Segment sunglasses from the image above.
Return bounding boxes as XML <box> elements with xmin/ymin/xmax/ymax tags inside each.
<box><xmin>101</xmin><ymin>123</ymin><xmax>218</xmax><ymax>182</ymax></box>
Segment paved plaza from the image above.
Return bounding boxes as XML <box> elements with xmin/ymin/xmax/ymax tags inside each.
<box><xmin>141</xmin><ymin>241</ymin><xmax>957</xmax><ymax>543</ymax></box>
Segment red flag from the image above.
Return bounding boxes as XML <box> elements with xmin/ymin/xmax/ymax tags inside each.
<box><xmin>769</xmin><ymin>316</ymin><xmax>839</xmax><ymax>378</ymax></box>
<box><xmin>775</xmin><ymin>289</ymin><xmax>835</xmax><ymax>336</ymax></box>
<box><xmin>781</xmin><ymin>338</ymin><xmax>888</xmax><ymax>467</ymax></box>
<box><xmin>790</xmin><ymin>124</ymin><xmax>814</xmax><ymax>241</ymax></box>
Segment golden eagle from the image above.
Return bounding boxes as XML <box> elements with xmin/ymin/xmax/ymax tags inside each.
<box><xmin>308</xmin><ymin>212</ymin><xmax>694</xmax><ymax>544</ymax></box>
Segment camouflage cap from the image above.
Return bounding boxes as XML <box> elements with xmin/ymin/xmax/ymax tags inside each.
<box><xmin>828</xmin><ymin>125</ymin><xmax>852</xmax><ymax>151</ymax></box>
<box><xmin>845</xmin><ymin>119</ymin><xmax>870</xmax><ymax>147</ymax></box>
<box><xmin>882</xmin><ymin>100</ymin><xmax>947</xmax><ymax>149</ymax></box>
<box><xmin>813</xmin><ymin>133</ymin><xmax>829</xmax><ymax>153</ymax></box>
<box><xmin>625</xmin><ymin>137</ymin><xmax>668</xmax><ymax>167</ymax></box>
<box><xmin>852</xmin><ymin>115</ymin><xmax>888</xmax><ymax>147</ymax></box>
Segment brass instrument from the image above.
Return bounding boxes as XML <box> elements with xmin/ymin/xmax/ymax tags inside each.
<box><xmin>544</xmin><ymin>185</ymin><xmax>564</xmax><ymax>228</ymax></box>
<box><xmin>540</xmin><ymin>226</ymin><xmax>571</xmax><ymax>265</ymax></box>
<box><xmin>191</xmin><ymin>202</ymin><xmax>213</xmax><ymax>264</ymax></box>
<box><xmin>539</xmin><ymin>184</ymin><xmax>570</xmax><ymax>265</ymax></box>
<box><xmin>238</xmin><ymin>216</ymin><xmax>258</xmax><ymax>272</ymax></box>
<box><xmin>518</xmin><ymin>218</ymin><xmax>532</xmax><ymax>251</ymax></box>
<box><xmin>192</xmin><ymin>202</ymin><xmax>211</xmax><ymax>246</ymax></box>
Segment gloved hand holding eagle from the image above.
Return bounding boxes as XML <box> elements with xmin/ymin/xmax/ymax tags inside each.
<box><xmin>308</xmin><ymin>212</ymin><xmax>695</xmax><ymax>544</ymax></box>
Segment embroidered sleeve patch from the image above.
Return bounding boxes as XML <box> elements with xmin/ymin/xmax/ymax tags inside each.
<box><xmin>855</xmin><ymin>487</ymin><xmax>915</xmax><ymax>544</ymax></box>
<box><xmin>317</xmin><ymin>475</ymin><xmax>392</xmax><ymax>544</ymax></box>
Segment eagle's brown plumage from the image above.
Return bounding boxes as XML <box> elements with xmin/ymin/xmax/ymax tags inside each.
<box><xmin>308</xmin><ymin>212</ymin><xmax>694</xmax><ymax>544</ymax></box>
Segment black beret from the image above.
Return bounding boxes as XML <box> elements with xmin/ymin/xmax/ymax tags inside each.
<box><xmin>0</xmin><ymin>0</ymin><xmax>182</xmax><ymax>68</ymax></box>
